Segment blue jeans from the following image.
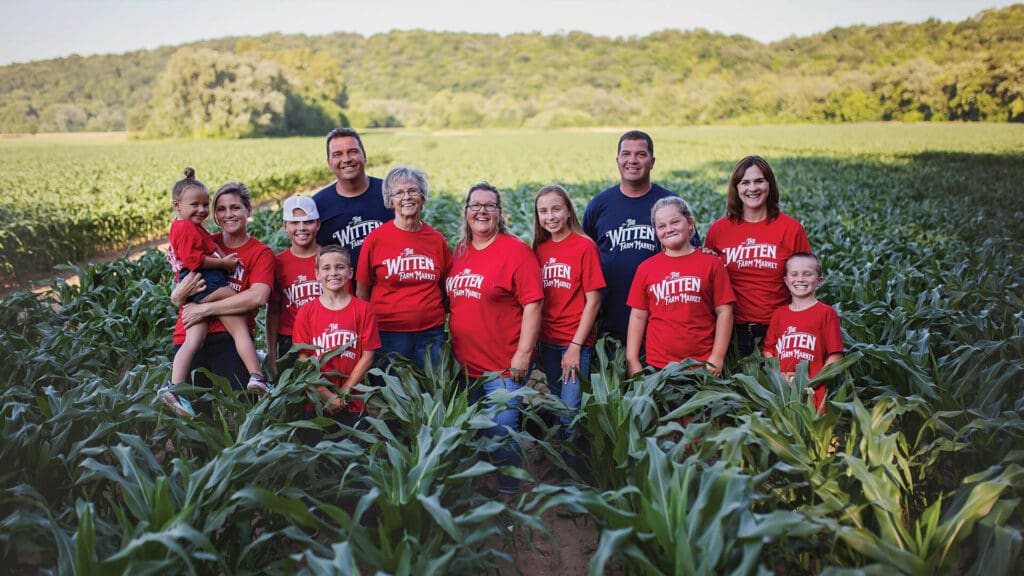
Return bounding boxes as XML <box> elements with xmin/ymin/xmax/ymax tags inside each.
<box><xmin>176</xmin><ymin>267</ymin><xmax>229</xmax><ymax>303</ymax></box>
<box><xmin>735</xmin><ymin>323</ymin><xmax>769</xmax><ymax>358</ymax></box>
<box><xmin>471</xmin><ymin>376</ymin><xmax>523</xmax><ymax>494</ymax></box>
<box><xmin>538</xmin><ymin>342</ymin><xmax>591</xmax><ymax>434</ymax></box>
<box><xmin>378</xmin><ymin>325</ymin><xmax>446</xmax><ymax>369</ymax></box>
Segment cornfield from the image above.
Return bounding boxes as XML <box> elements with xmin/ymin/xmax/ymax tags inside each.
<box><xmin>1</xmin><ymin>125</ymin><xmax>1022</xmax><ymax>574</ymax></box>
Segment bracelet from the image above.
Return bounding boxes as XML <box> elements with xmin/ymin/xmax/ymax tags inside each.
<box><xmin>570</xmin><ymin>341</ymin><xmax>583</xmax><ymax>347</ymax></box>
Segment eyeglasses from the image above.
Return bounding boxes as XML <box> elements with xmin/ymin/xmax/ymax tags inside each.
<box><xmin>467</xmin><ymin>203</ymin><xmax>500</xmax><ymax>212</ymax></box>
<box><xmin>393</xmin><ymin>188</ymin><xmax>422</xmax><ymax>198</ymax></box>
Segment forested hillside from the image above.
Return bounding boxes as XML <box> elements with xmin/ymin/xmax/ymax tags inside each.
<box><xmin>1</xmin><ymin>4</ymin><xmax>1021</xmax><ymax>135</ymax></box>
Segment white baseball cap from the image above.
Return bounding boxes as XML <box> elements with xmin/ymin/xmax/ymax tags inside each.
<box><xmin>282</xmin><ymin>195</ymin><xmax>320</xmax><ymax>221</ymax></box>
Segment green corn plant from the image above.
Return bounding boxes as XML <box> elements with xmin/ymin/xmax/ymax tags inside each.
<box><xmin>578</xmin><ymin>339</ymin><xmax>677</xmax><ymax>490</ymax></box>
<box><xmin>4</xmin><ymin>128</ymin><xmax>1024</xmax><ymax>573</ymax></box>
<box><xmin>819</xmin><ymin>396</ymin><xmax>1024</xmax><ymax>574</ymax></box>
<box><xmin>532</xmin><ymin>440</ymin><xmax>825</xmax><ymax>575</ymax></box>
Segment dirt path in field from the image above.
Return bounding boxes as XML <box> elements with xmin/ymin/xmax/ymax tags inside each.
<box><xmin>0</xmin><ymin>184</ymin><xmax>330</xmax><ymax>298</ymax></box>
<box><xmin>501</xmin><ymin>443</ymin><xmax>612</xmax><ymax>576</ymax></box>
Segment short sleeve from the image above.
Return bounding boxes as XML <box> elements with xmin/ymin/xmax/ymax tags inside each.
<box><xmin>823</xmin><ymin>306</ymin><xmax>844</xmax><ymax>355</ymax></box>
<box><xmin>625</xmin><ymin>264</ymin><xmax>650</xmax><ymax>311</ymax></box>
<box><xmin>581</xmin><ymin>240</ymin><xmax>606</xmax><ymax>292</ymax></box>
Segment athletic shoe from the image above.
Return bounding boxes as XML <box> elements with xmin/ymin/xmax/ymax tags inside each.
<box><xmin>160</xmin><ymin>388</ymin><xmax>196</xmax><ymax>419</ymax></box>
<box><xmin>246</xmin><ymin>373</ymin><xmax>274</xmax><ymax>396</ymax></box>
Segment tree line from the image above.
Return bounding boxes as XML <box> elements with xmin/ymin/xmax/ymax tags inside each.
<box><xmin>1</xmin><ymin>4</ymin><xmax>1022</xmax><ymax>136</ymax></box>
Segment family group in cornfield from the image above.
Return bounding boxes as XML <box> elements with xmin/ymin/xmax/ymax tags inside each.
<box><xmin>162</xmin><ymin>127</ymin><xmax>844</xmax><ymax>496</ymax></box>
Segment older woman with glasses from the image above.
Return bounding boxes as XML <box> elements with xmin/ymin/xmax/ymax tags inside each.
<box><xmin>447</xmin><ymin>181</ymin><xmax>544</xmax><ymax>496</ymax></box>
<box><xmin>356</xmin><ymin>166</ymin><xmax>451</xmax><ymax>369</ymax></box>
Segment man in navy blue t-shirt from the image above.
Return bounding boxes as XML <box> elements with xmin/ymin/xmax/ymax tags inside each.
<box><xmin>313</xmin><ymin>127</ymin><xmax>394</xmax><ymax>276</ymax></box>
<box><xmin>582</xmin><ymin>130</ymin><xmax>701</xmax><ymax>343</ymax></box>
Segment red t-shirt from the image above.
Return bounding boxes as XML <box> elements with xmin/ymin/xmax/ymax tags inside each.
<box><xmin>764</xmin><ymin>301</ymin><xmax>843</xmax><ymax>411</ymax></box>
<box><xmin>271</xmin><ymin>249</ymin><xmax>321</xmax><ymax>337</ymax></box>
<box><xmin>704</xmin><ymin>213</ymin><xmax>811</xmax><ymax>324</ymax></box>
<box><xmin>626</xmin><ymin>250</ymin><xmax>735</xmax><ymax>368</ymax></box>
<box><xmin>764</xmin><ymin>301</ymin><xmax>843</xmax><ymax>374</ymax></box>
<box><xmin>447</xmin><ymin>234</ymin><xmax>544</xmax><ymax>378</ymax></box>
<box><xmin>172</xmin><ymin>234</ymin><xmax>274</xmax><ymax>346</ymax></box>
<box><xmin>534</xmin><ymin>233</ymin><xmax>606</xmax><ymax>346</ymax></box>
<box><xmin>167</xmin><ymin>219</ymin><xmax>218</xmax><ymax>274</ymax></box>
<box><xmin>292</xmin><ymin>297</ymin><xmax>382</xmax><ymax>412</ymax></box>
<box><xmin>355</xmin><ymin>221</ymin><xmax>451</xmax><ymax>332</ymax></box>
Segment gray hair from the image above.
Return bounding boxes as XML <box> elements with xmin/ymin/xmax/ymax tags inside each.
<box><xmin>382</xmin><ymin>165</ymin><xmax>430</xmax><ymax>208</ymax></box>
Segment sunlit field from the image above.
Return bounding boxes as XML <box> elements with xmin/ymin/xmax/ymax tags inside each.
<box><xmin>1</xmin><ymin>123</ymin><xmax>1022</xmax><ymax>283</ymax></box>
<box><xmin>2</xmin><ymin>124</ymin><xmax>1023</xmax><ymax>573</ymax></box>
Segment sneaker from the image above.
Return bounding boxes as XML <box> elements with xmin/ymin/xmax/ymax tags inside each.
<box><xmin>246</xmin><ymin>373</ymin><xmax>274</xmax><ymax>396</ymax></box>
<box><xmin>160</xmin><ymin>388</ymin><xmax>196</xmax><ymax>419</ymax></box>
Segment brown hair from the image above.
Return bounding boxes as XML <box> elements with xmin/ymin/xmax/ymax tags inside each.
<box><xmin>617</xmin><ymin>130</ymin><xmax>654</xmax><ymax>157</ymax></box>
<box><xmin>325</xmin><ymin>127</ymin><xmax>366</xmax><ymax>158</ymax></box>
<box><xmin>455</xmin><ymin>181</ymin><xmax>511</xmax><ymax>257</ymax></box>
<box><xmin>531</xmin><ymin>184</ymin><xmax>585</xmax><ymax>249</ymax></box>
<box><xmin>316</xmin><ymin>244</ymin><xmax>352</xmax><ymax>268</ymax></box>
<box><xmin>170</xmin><ymin>166</ymin><xmax>208</xmax><ymax>202</ymax></box>
<box><xmin>726</xmin><ymin>155</ymin><xmax>780</xmax><ymax>223</ymax></box>
<box><xmin>785</xmin><ymin>251</ymin><xmax>822</xmax><ymax>276</ymax></box>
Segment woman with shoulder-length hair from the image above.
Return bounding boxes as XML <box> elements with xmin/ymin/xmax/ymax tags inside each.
<box><xmin>356</xmin><ymin>166</ymin><xmax>451</xmax><ymax>369</ymax></box>
<box><xmin>447</xmin><ymin>181</ymin><xmax>544</xmax><ymax>496</ymax></box>
<box><xmin>704</xmin><ymin>156</ymin><xmax>811</xmax><ymax>357</ymax></box>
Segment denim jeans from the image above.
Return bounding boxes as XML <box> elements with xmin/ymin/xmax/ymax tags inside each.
<box><xmin>735</xmin><ymin>323</ymin><xmax>769</xmax><ymax>358</ymax></box>
<box><xmin>378</xmin><ymin>325</ymin><xmax>446</xmax><ymax>370</ymax></box>
<box><xmin>537</xmin><ymin>342</ymin><xmax>591</xmax><ymax>433</ymax></box>
<box><xmin>471</xmin><ymin>376</ymin><xmax>523</xmax><ymax>494</ymax></box>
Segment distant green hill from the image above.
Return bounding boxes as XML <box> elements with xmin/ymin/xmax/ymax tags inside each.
<box><xmin>2</xmin><ymin>4</ymin><xmax>1022</xmax><ymax>135</ymax></box>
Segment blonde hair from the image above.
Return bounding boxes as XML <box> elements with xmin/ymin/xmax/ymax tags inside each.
<box><xmin>651</xmin><ymin>196</ymin><xmax>698</xmax><ymax>241</ymax></box>
<box><xmin>213</xmin><ymin>181</ymin><xmax>253</xmax><ymax>212</ymax></box>
<box><xmin>785</xmin><ymin>252</ymin><xmax>822</xmax><ymax>276</ymax></box>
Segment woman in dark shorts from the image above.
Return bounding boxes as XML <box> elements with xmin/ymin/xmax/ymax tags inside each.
<box><xmin>169</xmin><ymin>181</ymin><xmax>274</xmax><ymax>416</ymax></box>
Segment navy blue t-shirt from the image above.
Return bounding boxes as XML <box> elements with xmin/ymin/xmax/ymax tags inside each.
<box><xmin>582</xmin><ymin>183</ymin><xmax>702</xmax><ymax>342</ymax></box>
<box><xmin>312</xmin><ymin>176</ymin><xmax>393</xmax><ymax>272</ymax></box>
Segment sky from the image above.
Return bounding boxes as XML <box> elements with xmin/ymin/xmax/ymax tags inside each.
<box><xmin>0</xmin><ymin>0</ymin><xmax>1019</xmax><ymax>66</ymax></box>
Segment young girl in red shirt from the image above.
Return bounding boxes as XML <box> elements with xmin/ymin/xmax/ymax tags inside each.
<box><xmin>164</xmin><ymin>168</ymin><xmax>267</xmax><ymax>417</ymax></box>
<box><xmin>532</xmin><ymin>184</ymin><xmax>605</xmax><ymax>442</ymax></box>
<box><xmin>626</xmin><ymin>197</ymin><xmax>735</xmax><ymax>377</ymax></box>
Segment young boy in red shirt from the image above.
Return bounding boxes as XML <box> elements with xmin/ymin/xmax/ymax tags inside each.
<box><xmin>292</xmin><ymin>245</ymin><xmax>381</xmax><ymax>429</ymax></box>
<box><xmin>267</xmin><ymin>195</ymin><xmax>322</xmax><ymax>373</ymax></box>
<box><xmin>763</xmin><ymin>252</ymin><xmax>844</xmax><ymax>412</ymax></box>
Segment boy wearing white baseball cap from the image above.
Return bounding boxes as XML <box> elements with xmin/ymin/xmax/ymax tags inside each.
<box><xmin>267</xmin><ymin>195</ymin><xmax>323</xmax><ymax>372</ymax></box>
